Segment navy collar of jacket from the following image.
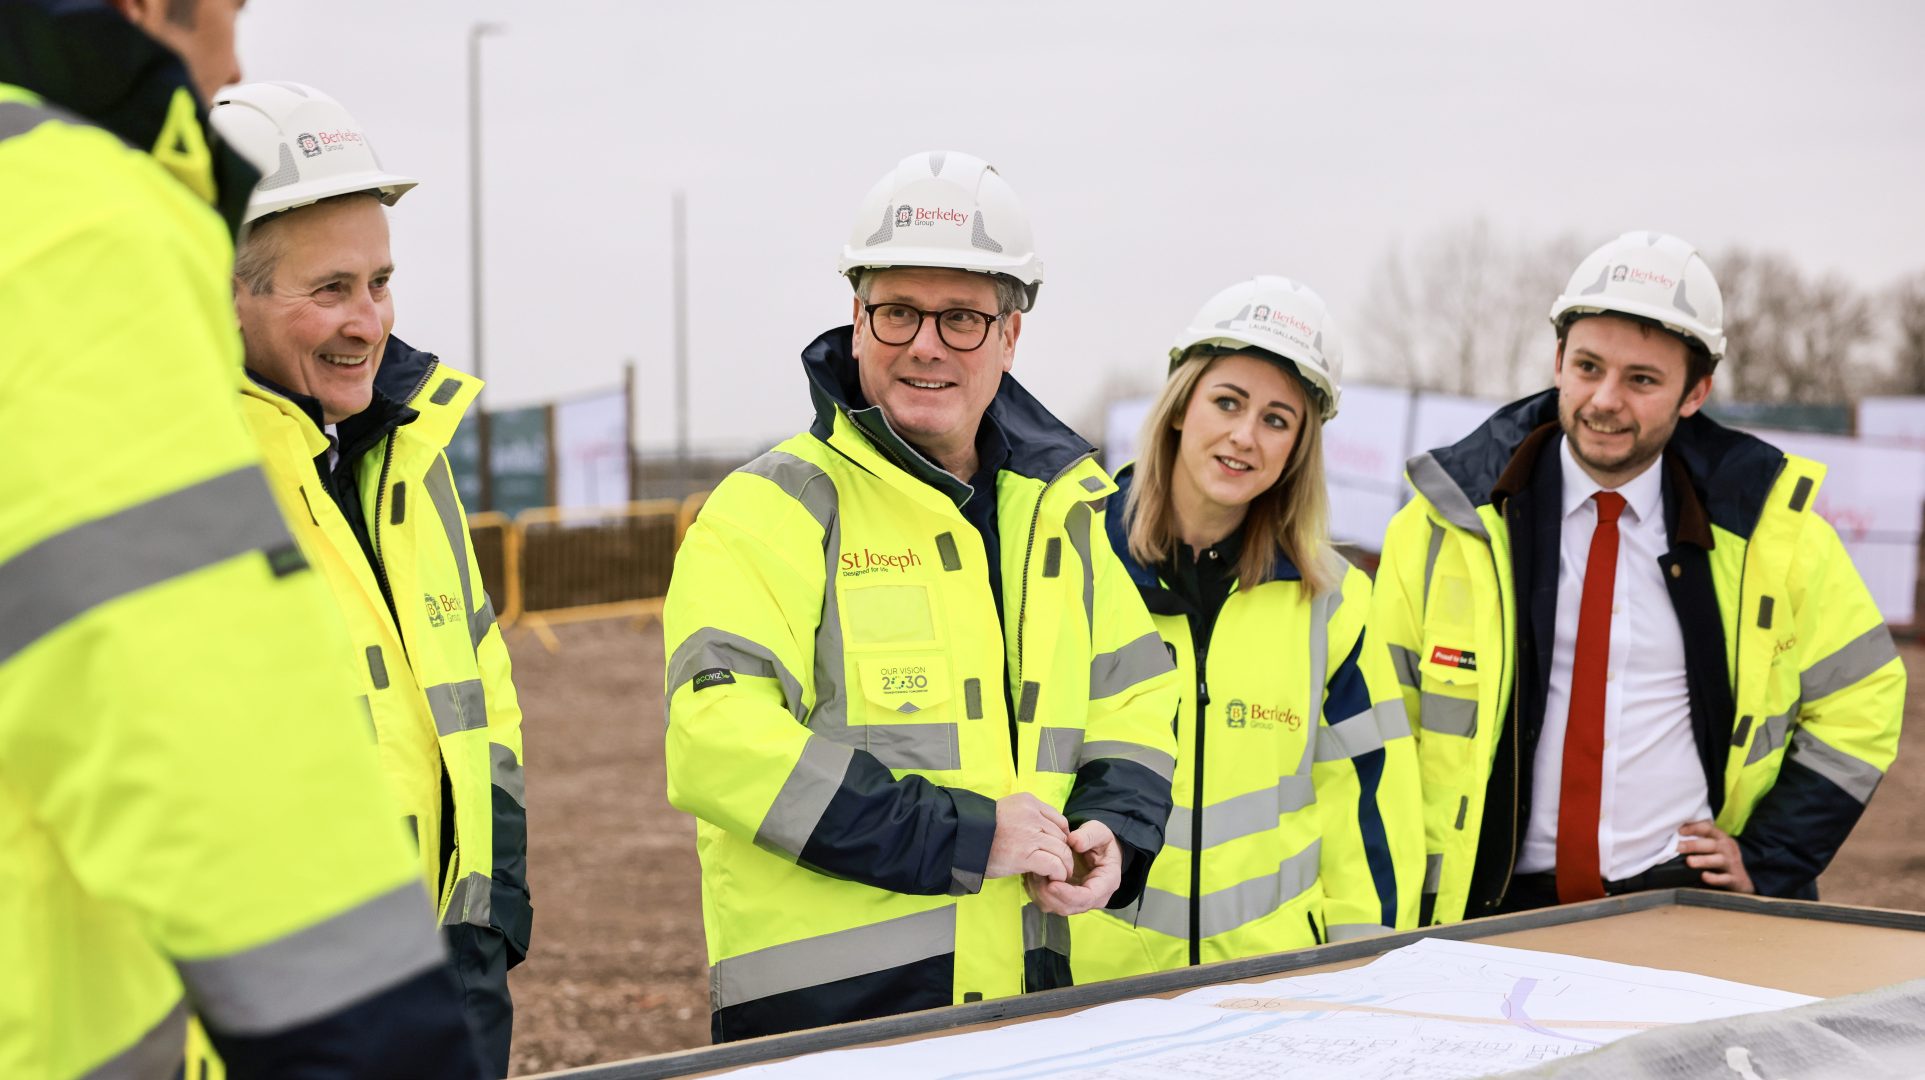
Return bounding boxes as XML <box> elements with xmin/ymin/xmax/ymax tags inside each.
<box><xmin>1422</xmin><ymin>387</ymin><xmax>1786</xmax><ymax>541</ymax></box>
<box><xmin>1106</xmin><ymin>463</ymin><xmax>1303</xmax><ymax>599</ymax></box>
<box><xmin>1</xmin><ymin>0</ymin><xmax>261</xmax><ymax>238</ymax></box>
<box><xmin>247</xmin><ymin>335</ymin><xmax>431</xmax><ymax>454</ymax></box>
<box><xmin>801</xmin><ymin>325</ymin><xmax>1094</xmax><ymax>507</ymax></box>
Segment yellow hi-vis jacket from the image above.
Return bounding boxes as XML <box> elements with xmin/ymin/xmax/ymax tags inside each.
<box><xmin>664</xmin><ymin>328</ymin><xmax>1180</xmax><ymax>1042</ymax></box>
<box><xmin>1071</xmin><ymin>466</ymin><xmax>1421</xmax><ymax>982</ymax></box>
<box><xmin>1370</xmin><ymin>391</ymin><xmax>1905</xmax><ymax>925</ymax></box>
<box><xmin>0</xmin><ymin>77</ymin><xmax>452</xmax><ymax>1080</ymax></box>
<box><xmin>237</xmin><ymin>343</ymin><xmax>529</xmax><ymax>957</ymax></box>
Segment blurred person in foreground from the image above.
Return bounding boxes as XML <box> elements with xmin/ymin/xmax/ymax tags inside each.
<box><xmin>662</xmin><ymin>150</ymin><xmax>1180</xmax><ymax>1041</ymax></box>
<box><xmin>0</xmin><ymin>1</ymin><xmax>482</xmax><ymax>1076</ymax></box>
<box><xmin>1071</xmin><ymin>277</ymin><xmax>1423</xmax><ymax>982</ymax></box>
<box><xmin>1370</xmin><ymin>231</ymin><xmax>1905</xmax><ymax>924</ymax></box>
<box><xmin>206</xmin><ymin>81</ymin><xmax>531</xmax><ymax>1076</ymax></box>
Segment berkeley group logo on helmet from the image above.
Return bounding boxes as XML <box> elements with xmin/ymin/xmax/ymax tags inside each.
<box><xmin>1232</xmin><ymin>303</ymin><xmax>1316</xmax><ymax>348</ymax></box>
<box><xmin>296</xmin><ymin>129</ymin><xmax>367</xmax><ymax>159</ymax></box>
<box><xmin>1610</xmin><ymin>264</ymin><xmax>1677</xmax><ymax>289</ymax></box>
<box><xmin>895</xmin><ymin>204</ymin><xmax>969</xmax><ymax>229</ymax></box>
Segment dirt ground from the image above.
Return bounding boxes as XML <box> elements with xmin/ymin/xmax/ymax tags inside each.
<box><xmin>502</xmin><ymin>622</ymin><xmax>1925</xmax><ymax>1076</ymax></box>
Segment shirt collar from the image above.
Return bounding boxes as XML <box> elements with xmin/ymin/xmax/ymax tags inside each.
<box><xmin>1559</xmin><ymin>434</ymin><xmax>1663</xmax><ymax>524</ymax></box>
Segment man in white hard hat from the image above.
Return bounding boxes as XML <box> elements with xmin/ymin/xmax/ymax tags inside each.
<box><xmin>661</xmin><ymin>151</ymin><xmax>1180</xmax><ymax>1041</ymax></box>
<box><xmin>2</xmin><ymin>3</ymin><xmax>484</xmax><ymax>1078</ymax></box>
<box><xmin>1369</xmin><ymin>231</ymin><xmax>1904</xmax><ymax>924</ymax></box>
<box><xmin>209</xmin><ymin>82</ymin><xmax>530</xmax><ymax>1076</ymax></box>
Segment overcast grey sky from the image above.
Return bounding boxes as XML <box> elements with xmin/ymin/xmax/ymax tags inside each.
<box><xmin>237</xmin><ymin>1</ymin><xmax>1925</xmax><ymax>454</ymax></box>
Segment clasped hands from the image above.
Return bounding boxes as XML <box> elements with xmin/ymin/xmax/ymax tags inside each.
<box><xmin>986</xmin><ymin>793</ymin><xmax>1120</xmax><ymax>916</ymax></box>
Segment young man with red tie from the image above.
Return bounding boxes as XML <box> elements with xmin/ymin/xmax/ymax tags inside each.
<box><xmin>1370</xmin><ymin>232</ymin><xmax>1905</xmax><ymax>923</ymax></box>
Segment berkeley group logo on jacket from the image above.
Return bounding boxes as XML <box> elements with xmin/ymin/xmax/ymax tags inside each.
<box><xmin>1225</xmin><ymin>699</ymin><xmax>1303</xmax><ymax>731</ymax></box>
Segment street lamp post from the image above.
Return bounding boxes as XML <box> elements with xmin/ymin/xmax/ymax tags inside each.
<box><xmin>469</xmin><ymin>21</ymin><xmax>505</xmax><ymax>510</ymax></box>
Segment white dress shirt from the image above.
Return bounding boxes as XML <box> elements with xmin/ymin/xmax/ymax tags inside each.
<box><xmin>1516</xmin><ymin>438</ymin><xmax>1712</xmax><ymax>880</ymax></box>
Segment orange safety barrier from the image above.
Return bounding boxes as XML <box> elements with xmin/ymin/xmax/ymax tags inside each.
<box><xmin>511</xmin><ymin>498</ymin><xmax>683</xmax><ymax>652</ymax></box>
<box><xmin>468</xmin><ymin>510</ymin><xmax>522</xmax><ymax>628</ymax></box>
<box><xmin>464</xmin><ymin>491</ymin><xmax>714</xmax><ymax>652</ymax></box>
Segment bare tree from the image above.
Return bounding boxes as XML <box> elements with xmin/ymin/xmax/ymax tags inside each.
<box><xmin>1715</xmin><ymin>249</ymin><xmax>1875</xmax><ymax>404</ymax></box>
<box><xmin>1362</xmin><ymin>220</ymin><xmax>1581</xmax><ymax>399</ymax></box>
<box><xmin>1887</xmin><ymin>272</ymin><xmax>1925</xmax><ymax>395</ymax></box>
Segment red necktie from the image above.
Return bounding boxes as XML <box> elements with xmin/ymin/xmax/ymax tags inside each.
<box><xmin>1556</xmin><ymin>490</ymin><xmax>1626</xmax><ymax>904</ymax></box>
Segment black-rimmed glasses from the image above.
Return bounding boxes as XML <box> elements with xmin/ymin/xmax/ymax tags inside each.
<box><xmin>863</xmin><ymin>302</ymin><xmax>1005</xmax><ymax>351</ymax></box>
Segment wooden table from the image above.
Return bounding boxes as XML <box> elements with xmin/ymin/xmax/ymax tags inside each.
<box><xmin>534</xmin><ymin>889</ymin><xmax>1925</xmax><ymax>1078</ymax></box>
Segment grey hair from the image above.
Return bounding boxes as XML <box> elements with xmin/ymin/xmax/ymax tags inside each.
<box><xmin>851</xmin><ymin>268</ymin><xmax>1029</xmax><ymax>315</ymax></box>
<box><xmin>233</xmin><ymin>192</ymin><xmax>383</xmax><ymax>296</ymax></box>
<box><xmin>233</xmin><ymin>218</ymin><xmax>285</xmax><ymax>296</ymax></box>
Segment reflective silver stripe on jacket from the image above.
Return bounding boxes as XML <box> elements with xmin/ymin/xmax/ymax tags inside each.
<box><xmin>1326</xmin><ymin>923</ymin><xmax>1393</xmax><ymax>943</ymax></box>
<box><xmin>1129</xmin><ymin>840</ymin><xmax>1323</xmax><ymax>940</ymax></box>
<box><xmin>1743</xmin><ymin>701</ymin><xmax>1800</xmax><ymax>766</ymax></box>
<box><xmin>1800</xmin><ymin>625</ymin><xmax>1899</xmax><ymax>704</ymax></box>
<box><xmin>440</xmin><ymin>870</ymin><xmax>494</xmax><ymax>928</ymax></box>
<box><xmin>1163</xmin><ymin>774</ymin><xmax>1314</xmax><ymax>852</ymax></box>
<box><xmin>490</xmin><ymin>742</ymin><xmax>526</xmax><ymax>807</ymax></box>
<box><xmin>424</xmin><ymin>456</ymin><xmax>489</xmax><ymax>650</ymax></box>
<box><xmin>1022</xmin><ymin>902</ymin><xmax>1070</xmax><ymax>957</ymax></box>
<box><xmin>1077</xmin><ymin>739</ymin><xmax>1178</xmax><ymax>782</ymax></box>
<box><xmin>1066</xmin><ymin>499</ymin><xmax>1096</xmax><ymax>630</ymax></box>
<box><xmin>1406</xmin><ymin>452</ymin><xmax>1488</xmax><ymax>539</ymax></box>
<box><xmin>0</xmin><ymin>98</ymin><xmax>79</xmax><ymax>142</ymax></box>
<box><xmin>1418</xmin><ymin>692</ymin><xmax>1478</xmax><ymax>737</ymax></box>
<box><xmin>1787</xmin><ymin>728</ymin><xmax>1883</xmax><ymax>804</ymax></box>
<box><xmin>0</xmin><ymin>467</ymin><xmax>296</xmax><ymax>665</ymax></box>
<box><xmin>709</xmin><ymin>905</ymin><xmax>956</xmax><ymax>1010</ymax></box>
<box><xmin>1090</xmin><ymin>632</ymin><xmax>1172</xmax><ymax>699</ymax></box>
<box><xmin>178</xmin><ymin>882</ymin><xmax>445</xmax><ymax>1035</ymax></box>
<box><xmin>425</xmin><ymin>678</ymin><xmax>489</xmax><ymax>735</ymax></box>
<box><xmin>81</xmin><ymin>998</ymin><xmax>187</xmax><ymax>1080</ymax></box>
<box><xmin>666</xmin><ymin>627</ymin><xmax>808</xmax><ymax>723</ymax></box>
<box><xmin>755</xmin><ymin>736</ymin><xmax>856</xmax><ymax>860</ymax></box>
<box><xmin>1035</xmin><ymin>726</ymin><xmax>1083</xmax><ymax>773</ymax></box>
<box><xmin>1389</xmin><ymin>643</ymin><xmax>1422</xmax><ymax>690</ymax></box>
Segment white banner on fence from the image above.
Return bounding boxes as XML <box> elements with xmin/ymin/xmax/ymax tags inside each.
<box><xmin>555</xmin><ymin>388</ymin><xmax>629</xmax><ymax>510</ymax></box>
<box><xmin>1324</xmin><ymin>385</ymin><xmax>1415</xmax><ymax>546</ymax></box>
<box><xmin>1326</xmin><ymin>387</ymin><xmax>1502</xmax><ymax>547</ymax></box>
<box><xmin>1750</xmin><ymin>428</ymin><xmax>1925</xmax><ymax>626</ymax></box>
<box><xmin>1098</xmin><ymin>385</ymin><xmax>1921</xmax><ymax>624</ymax></box>
<box><xmin>1858</xmin><ymin>396</ymin><xmax>1925</xmax><ymax>450</ymax></box>
<box><xmin>1103</xmin><ymin>397</ymin><xmax>1154</xmax><ymax>474</ymax></box>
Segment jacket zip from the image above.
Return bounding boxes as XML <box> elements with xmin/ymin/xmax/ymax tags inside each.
<box><xmin>1490</xmin><ymin>495</ymin><xmax>1520</xmax><ymax>912</ymax></box>
<box><xmin>1727</xmin><ymin>461</ymin><xmax>1780</xmax><ymax>768</ymax></box>
<box><xmin>370</xmin><ymin>359</ymin><xmax>440</xmax><ymax>661</ymax></box>
<box><xmin>1190</xmin><ymin>640</ymin><xmax>1208</xmax><ymax>966</ymax></box>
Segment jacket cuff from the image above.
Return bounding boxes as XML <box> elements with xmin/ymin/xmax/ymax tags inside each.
<box><xmin>1071</xmin><ymin>809</ymin><xmax>1151</xmax><ymax>909</ymax></box>
<box><xmin>946</xmin><ymin>788</ymin><xmax>996</xmax><ymax>895</ymax></box>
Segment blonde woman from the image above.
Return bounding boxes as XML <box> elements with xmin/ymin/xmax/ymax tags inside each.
<box><xmin>1071</xmin><ymin>277</ymin><xmax>1422</xmax><ymax>980</ymax></box>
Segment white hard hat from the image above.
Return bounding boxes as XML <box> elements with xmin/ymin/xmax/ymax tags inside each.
<box><xmin>1549</xmin><ymin>231</ymin><xmax>1726</xmax><ymax>360</ymax></box>
<box><xmin>1170</xmin><ymin>276</ymin><xmax>1345</xmax><ymax>420</ymax></box>
<box><xmin>210</xmin><ymin>81</ymin><xmax>417</xmax><ymax>226</ymax></box>
<box><xmin>835</xmin><ymin>150</ymin><xmax>1044</xmax><ymax>311</ymax></box>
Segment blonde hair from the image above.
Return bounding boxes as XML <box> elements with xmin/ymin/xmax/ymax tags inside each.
<box><xmin>1124</xmin><ymin>349</ymin><xmax>1337</xmax><ymax>596</ymax></box>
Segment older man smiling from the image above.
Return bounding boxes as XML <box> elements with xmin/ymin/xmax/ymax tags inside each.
<box><xmin>211</xmin><ymin>81</ymin><xmax>531</xmax><ymax>1077</ymax></box>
